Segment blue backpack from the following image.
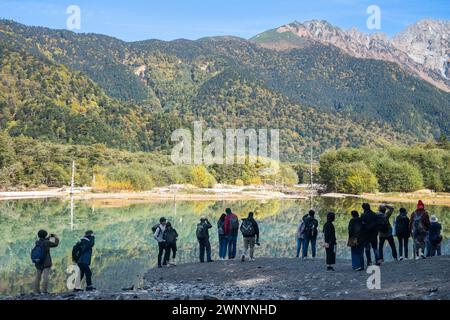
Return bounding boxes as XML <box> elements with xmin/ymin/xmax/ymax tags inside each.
<box><xmin>31</xmin><ymin>243</ymin><xmax>46</xmax><ymax>264</ymax></box>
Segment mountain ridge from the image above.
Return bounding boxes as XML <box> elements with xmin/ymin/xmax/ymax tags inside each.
<box><xmin>250</xmin><ymin>18</ymin><xmax>450</xmax><ymax>92</ymax></box>
<box><xmin>0</xmin><ymin>18</ymin><xmax>449</xmax><ymax>161</ymax></box>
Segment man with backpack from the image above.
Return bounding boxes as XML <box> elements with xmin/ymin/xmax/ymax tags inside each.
<box><xmin>153</xmin><ymin>217</ymin><xmax>167</xmax><ymax>268</ymax></box>
<box><xmin>197</xmin><ymin>217</ymin><xmax>213</xmax><ymax>263</ymax></box>
<box><xmin>72</xmin><ymin>230</ymin><xmax>96</xmax><ymax>291</ymax></box>
<box><xmin>427</xmin><ymin>215</ymin><xmax>442</xmax><ymax>257</ymax></box>
<box><xmin>163</xmin><ymin>222</ymin><xmax>179</xmax><ymax>266</ymax></box>
<box><xmin>302</xmin><ymin>210</ymin><xmax>319</xmax><ymax>259</ymax></box>
<box><xmin>394</xmin><ymin>208</ymin><xmax>411</xmax><ymax>260</ymax></box>
<box><xmin>409</xmin><ymin>200</ymin><xmax>430</xmax><ymax>259</ymax></box>
<box><xmin>361</xmin><ymin>203</ymin><xmax>382</xmax><ymax>266</ymax></box>
<box><xmin>240</xmin><ymin>212</ymin><xmax>260</xmax><ymax>262</ymax></box>
<box><xmin>377</xmin><ymin>205</ymin><xmax>398</xmax><ymax>262</ymax></box>
<box><xmin>32</xmin><ymin>230</ymin><xmax>59</xmax><ymax>294</ymax></box>
<box><xmin>224</xmin><ymin>208</ymin><xmax>239</xmax><ymax>260</ymax></box>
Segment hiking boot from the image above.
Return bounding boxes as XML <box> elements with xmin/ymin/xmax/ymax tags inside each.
<box><xmin>326</xmin><ymin>266</ymin><xmax>335</xmax><ymax>272</ymax></box>
<box><xmin>356</xmin><ymin>267</ymin><xmax>364</xmax><ymax>271</ymax></box>
<box><xmin>399</xmin><ymin>257</ymin><xmax>404</xmax><ymax>261</ymax></box>
<box><xmin>250</xmin><ymin>258</ymin><xmax>255</xmax><ymax>262</ymax></box>
<box><xmin>73</xmin><ymin>289</ymin><xmax>83</xmax><ymax>292</ymax></box>
<box><xmin>86</xmin><ymin>286</ymin><xmax>96</xmax><ymax>292</ymax></box>
<box><xmin>241</xmin><ymin>255</ymin><xmax>246</xmax><ymax>262</ymax></box>
<box><xmin>170</xmin><ymin>259</ymin><xmax>177</xmax><ymax>266</ymax></box>
<box><xmin>207</xmin><ymin>260</ymin><xmax>214</xmax><ymax>263</ymax></box>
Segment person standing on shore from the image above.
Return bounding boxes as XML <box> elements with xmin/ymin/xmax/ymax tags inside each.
<box><xmin>240</xmin><ymin>212</ymin><xmax>260</xmax><ymax>262</ymax></box>
<box><xmin>153</xmin><ymin>217</ymin><xmax>167</xmax><ymax>268</ymax></box>
<box><xmin>31</xmin><ymin>230</ymin><xmax>60</xmax><ymax>294</ymax></box>
<box><xmin>361</xmin><ymin>203</ymin><xmax>382</xmax><ymax>266</ymax></box>
<box><xmin>409</xmin><ymin>200</ymin><xmax>430</xmax><ymax>259</ymax></box>
<box><xmin>323</xmin><ymin>212</ymin><xmax>337</xmax><ymax>272</ymax></box>
<box><xmin>296</xmin><ymin>217</ymin><xmax>305</xmax><ymax>258</ymax></box>
<box><xmin>217</xmin><ymin>214</ymin><xmax>228</xmax><ymax>260</ymax></box>
<box><xmin>197</xmin><ymin>217</ymin><xmax>213</xmax><ymax>263</ymax></box>
<box><xmin>427</xmin><ymin>216</ymin><xmax>442</xmax><ymax>257</ymax></box>
<box><xmin>163</xmin><ymin>222</ymin><xmax>179</xmax><ymax>266</ymax></box>
<box><xmin>348</xmin><ymin>211</ymin><xmax>364</xmax><ymax>271</ymax></box>
<box><xmin>394</xmin><ymin>208</ymin><xmax>410</xmax><ymax>260</ymax></box>
<box><xmin>72</xmin><ymin>230</ymin><xmax>96</xmax><ymax>291</ymax></box>
<box><xmin>377</xmin><ymin>205</ymin><xmax>398</xmax><ymax>262</ymax></box>
<box><xmin>224</xmin><ymin>208</ymin><xmax>239</xmax><ymax>260</ymax></box>
<box><xmin>302</xmin><ymin>210</ymin><xmax>319</xmax><ymax>259</ymax></box>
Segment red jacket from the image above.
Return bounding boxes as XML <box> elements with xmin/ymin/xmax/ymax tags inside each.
<box><xmin>224</xmin><ymin>213</ymin><xmax>238</xmax><ymax>235</ymax></box>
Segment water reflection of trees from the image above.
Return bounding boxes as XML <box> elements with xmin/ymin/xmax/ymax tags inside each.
<box><xmin>0</xmin><ymin>198</ymin><xmax>448</xmax><ymax>296</ymax></box>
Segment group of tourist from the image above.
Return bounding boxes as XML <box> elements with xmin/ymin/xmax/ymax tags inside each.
<box><xmin>295</xmin><ymin>201</ymin><xmax>443</xmax><ymax>271</ymax></box>
<box><xmin>31</xmin><ymin>200</ymin><xmax>443</xmax><ymax>294</ymax></box>
<box><xmin>153</xmin><ymin>208</ymin><xmax>260</xmax><ymax>268</ymax></box>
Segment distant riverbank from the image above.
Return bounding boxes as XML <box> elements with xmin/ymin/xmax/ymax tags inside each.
<box><xmin>1</xmin><ymin>186</ymin><xmax>450</xmax><ymax>207</ymax></box>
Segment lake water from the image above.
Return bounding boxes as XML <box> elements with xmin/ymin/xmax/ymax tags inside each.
<box><xmin>0</xmin><ymin>197</ymin><xmax>448</xmax><ymax>296</ymax></box>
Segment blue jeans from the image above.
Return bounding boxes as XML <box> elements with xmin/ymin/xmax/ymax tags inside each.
<box><xmin>351</xmin><ymin>243</ymin><xmax>365</xmax><ymax>270</ymax></box>
<box><xmin>296</xmin><ymin>238</ymin><xmax>303</xmax><ymax>257</ymax></box>
<box><xmin>302</xmin><ymin>236</ymin><xmax>317</xmax><ymax>258</ymax></box>
<box><xmin>219</xmin><ymin>236</ymin><xmax>228</xmax><ymax>259</ymax></box>
<box><xmin>228</xmin><ymin>234</ymin><xmax>238</xmax><ymax>259</ymax></box>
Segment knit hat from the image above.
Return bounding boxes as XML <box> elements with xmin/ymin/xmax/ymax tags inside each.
<box><xmin>417</xmin><ymin>200</ymin><xmax>425</xmax><ymax>210</ymax></box>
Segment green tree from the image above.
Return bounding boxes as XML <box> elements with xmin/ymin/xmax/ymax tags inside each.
<box><xmin>0</xmin><ymin>131</ymin><xmax>16</xmax><ymax>168</ymax></box>
<box><xmin>343</xmin><ymin>162</ymin><xmax>378</xmax><ymax>194</ymax></box>
<box><xmin>375</xmin><ymin>160</ymin><xmax>423</xmax><ymax>192</ymax></box>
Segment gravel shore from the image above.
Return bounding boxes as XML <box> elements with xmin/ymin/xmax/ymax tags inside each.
<box><xmin>3</xmin><ymin>256</ymin><xmax>449</xmax><ymax>300</ymax></box>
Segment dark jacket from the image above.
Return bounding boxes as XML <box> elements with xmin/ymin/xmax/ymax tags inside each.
<box><xmin>348</xmin><ymin>217</ymin><xmax>363</xmax><ymax>243</ymax></box>
<box><xmin>377</xmin><ymin>207</ymin><xmax>394</xmax><ymax>238</ymax></box>
<box><xmin>323</xmin><ymin>222</ymin><xmax>336</xmax><ymax>245</ymax></box>
<box><xmin>429</xmin><ymin>222</ymin><xmax>442</xmax><ymax>244</ymax></box>
<box><xmin>198</xmin><ymin>221</ymin><xmax>212</xmax><ymax>240</ymax></box>
<box><xmin>77</xmin><ymin>236</ymin><xmax>95</xmax><ymax>265</ymax></box>
<box><xmin>394</xmin><ymin>213</ymin><xmax>410</xmax><ymax>238</ymax></box>
<box><xmin>361</xmin><ymin>209</ymin><xmax>378</xmax><ymax>238</ymax></box>
<box><xmin>241</xmin><ymin>217</ymin><xmax>260</xmax><ymax>241</ymax></box>
<box><xmin>163</xmin><ymin>228</ymin><xmax>179</xmax><ymax>244</ymax></box>
<box><xmin>35</xmin><ymin>236</ymin><xmax>60</xmax><ymax>269</ymax></box>
<box><xmin>217</xmin><ymin>219</ymin><xmax>226</xmax><ymax>237</ymax></box>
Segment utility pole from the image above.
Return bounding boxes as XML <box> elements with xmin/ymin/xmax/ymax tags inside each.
<box><xmin>309</xmin><ymin>145</ymin><xmax>314</xmax><ymax>210</ymax></box>
<box><xmin>70</xmin><ymin>160</ymin><xmax>75</xmax><ymax>196</ymax></box>
<box><xmin>70</xmin><ymin>160</ymin><xmax>75</xmax><ymax>231</ymax></box>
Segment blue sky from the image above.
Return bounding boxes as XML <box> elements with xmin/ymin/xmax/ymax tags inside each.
<box><xmin>0</xmin><ymin>0</ymin><xmax>449</xmax><ymax>41</ymax></box>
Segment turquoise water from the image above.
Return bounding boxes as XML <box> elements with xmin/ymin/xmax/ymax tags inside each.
<box><xmin>0</xmin><ymin>198</ymin><xmax>448</xmax><ymax>296</ymax></box>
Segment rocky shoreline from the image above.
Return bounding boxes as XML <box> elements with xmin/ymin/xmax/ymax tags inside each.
<box><xmin>3</xmin><ymin>256</ymin><xmax>450</xmax><ymax>300</ymax></box>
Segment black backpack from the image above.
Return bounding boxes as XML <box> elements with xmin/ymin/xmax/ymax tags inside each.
<box><xmin>72</xmin><ymin>241</ymin><xmax>83</xmax><ymax>263</ymax></box>
<box><xmin>151</xmin><ymin>224</ymin><xmax>160</xmax><ymax>233</ymax></box>
<box><xmin>240</xmin><ymin>219</ymin><xmax>255</xmax><ymax>237</ymax></box>
<box><xmin>304</xmin><ymin>217</ymin><xmax>318</xmax><ymax>238</ymax></box>
<box><xmin>31</xmin><ymin>243</ymin><xmax>46</xmax><ymax>264</ymax></box>
<box><xmin>196</xmin><ymin>224</ymin><xmax>206</xmax><ymax>240</ymax></box>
